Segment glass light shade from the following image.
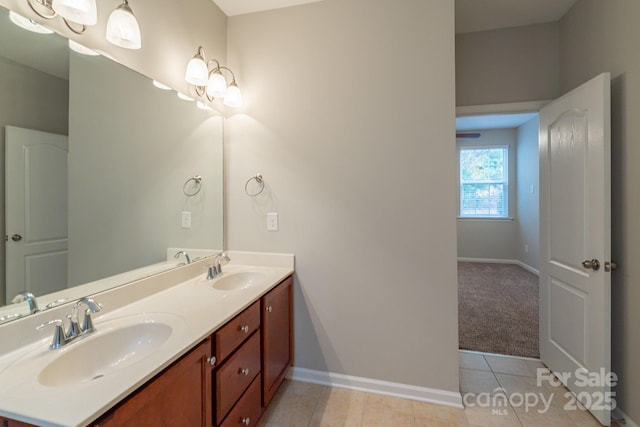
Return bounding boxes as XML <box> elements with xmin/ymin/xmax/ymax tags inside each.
<box><xmin>177</xmin><ymin>92</ymin><xmax>194</xmax><ymax>102</ymax></box>
<box><xmin>206</xmin><ymin>71</ymin><xmax>227</xmax><ymax>98</ymax></box>
<box><xmin>52</xmin><ymin>0</ymin><xmax>97</xmax><ymax>25</ymax></box>
<box><xmin>9</xmin><ymin>11</ymin><xmax>54</xmax><ymax>34</ymax></box>
<box><xmin>223</xmin><ymin>83</ymin><xmax>243</xmax><ymax>108</ymax></box>
<box><xmin>185</xmin><ymin>53</ymin><xmax>208</xmax><ymax>86</ymax></box>
<box><xmin>68</xmin><ymin>39</ymin><xmax>99</xmax><ymax>56</ymax></box>
<box><xmin>152</xmin><ymin>80</ymin><xmax>171</xmax><ymax>90</ymax></box>
<box><xmin>106</xmin><ymin>2</ymin><xmax>142</xmax><ymax>50</ymax></box>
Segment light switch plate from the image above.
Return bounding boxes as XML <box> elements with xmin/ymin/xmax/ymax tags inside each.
<box><xmin>181</xmin><ymin>211</ymin><xmax>191</xmax><ymax>228</ymax></box>
<box><xmin>267</xmin><ymin>212</ymin><xmax>279</xmax><ymax>231</ymax></box>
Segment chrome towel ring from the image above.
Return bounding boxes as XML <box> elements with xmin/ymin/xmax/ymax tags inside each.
<box><xmin>183</xmin><ymin>175</ymin><xmax>203</xmax><ymax>196</ymax></box>
<box><xmin>245</xmin><ymin>173</ymin><xmax>264</xmax><ymax>197</ymax></box>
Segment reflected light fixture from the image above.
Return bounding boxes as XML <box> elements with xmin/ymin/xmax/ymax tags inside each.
<box><xmin>9</xmin><ymin>10</ymin><xmax>54</xmax><ymax>34</ymax></box>
<box><xmin>68</xmin><ymin>39</ymin><xmax>99</xmax><ymax>56</ymax></box>
<box><xmin>24</xmin><ymin>0</ymin><xmax>93</xmax><ymax>33</ymax></box>
<box><xmin>51</xmin><ymin>0</ymin><xmax>97</xmax><ymax>25</ymax></box>
<box><xmin>106</xmin><ymin>0</ymin><xmax>141</xmax><ymax>50</ymax></box>
<box><xmin>153</xmin><ymin>80</ymin><xmax>171</xmax><ymax>90</ymax></box>
<box><xmin>177</xmin><ymin>92</ymin><xmax>194</xmax><ymax>102</ymax></box>
<box><xmin>185</xmin><ymin>46</ymin><xmax>243</xmax><ymax>108</ymax></box>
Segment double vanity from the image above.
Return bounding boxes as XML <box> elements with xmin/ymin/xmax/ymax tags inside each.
<box><xmin>0</xmin><ymin>252</ymin><xmax>294</xmax><ymax>427</ymax></box>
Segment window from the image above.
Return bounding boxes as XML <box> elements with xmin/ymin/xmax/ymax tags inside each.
<box><xmin>459</xmin><ymin>146</ymin><xmax>508</xmax><ymax>218</ymax></box>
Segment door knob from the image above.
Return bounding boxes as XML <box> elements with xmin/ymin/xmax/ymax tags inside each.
<box><xmin>582</xmin><ymin>259</ymin><xmax>600</xmax><ymax>271</ymax></box>
<box><xmin>11</xmin><ymin>234</ymin><xmax>22</xmax><ymax>242</ymax></box>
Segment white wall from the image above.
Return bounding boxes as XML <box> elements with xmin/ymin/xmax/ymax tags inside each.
<box><xmin>67</xmin><ymin>54</ymin><xmax>223</xmax><ymax>286</ymax></box>
<box><xmin>516</xmin><ymin>118</ymin><xmax>539</xmax><ymax>270</ymax></box>
<box><xmin>0</xmin><ymin>57</ymin><xmax>68</xmax><ymax>305</ymax></box>
<box><xmin>560</xmin><ymin>1</ymin><xmax>640</xmax><ymax>422</ymax></box>
<box><xmin>226</xmin><ymin>0</ymin><xmax>459</xmax><ymax>394</ymax></box>
<box><xmin>456</xmin><ymin>129</ymin><xmax>519</xmax><ymax>261</ymax></box>
<box><xmin>456</xmin><ymin>23</ymin><xmax>559</xmax><ymax>107</ymax></box>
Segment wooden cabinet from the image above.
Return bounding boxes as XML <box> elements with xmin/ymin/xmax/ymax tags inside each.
<box><xmin>1</xmin><ymin>274</ymin><xmax>294</xmax><ymax>427</ymax></box>
<box><xmin>93</xmin><ymin>338</ymin><xmax>212</xmax><ymax>427</ymax></box>
<box><xmin>261</xmin><ymin>276</ymin><xmax>293</xmax><ymax>406</ymax></box>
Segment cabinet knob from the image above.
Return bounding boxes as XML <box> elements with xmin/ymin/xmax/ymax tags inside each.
<box><xmin>240</xmin><ymin>325</ymin><xmax>249</xmax><ymax>333</ymax></box>
<box><xmin>265</xmin><ymin>306</ymin><xmax>273</xmax><ymax>313</ymax></box>
<box><xmin>241</xmin><ymin>417</ymin><xmax>251</xmax><ymax>426</ymax></box>
<box><xmin>207</xmin><ymin>356</ymin><xmax>216</xmax><ymax>367</ymax></box>
<box><xmin>240</xmin><ymin>368</ymin><xmax>250</xmax><ymax>376</ymax></box>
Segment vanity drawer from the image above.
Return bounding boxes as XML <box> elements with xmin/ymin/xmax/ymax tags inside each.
<box><xmin>219</xmin><ymin>376</ymin><xmax>261</xmax><ymax>427</ymax></box>
<box><xmin>215</xmin><ymin>331</ymin><xmax>261</xmax><ymax>424</ymax></box>
<box><xmin>215</xmin><ymin>301</ymin><xmax>260</xmax><ymax>363</ymax></box>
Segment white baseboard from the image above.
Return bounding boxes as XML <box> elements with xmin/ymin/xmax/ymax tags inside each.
<box><xmin>288</xmin><ymin>367</ymin><xmax>463</xmax><ymax>409</ymax></box>
<box><xmin>457</xmin><ymin>257</ymin><xmax>539</xmax><ymax>276</ymax></box>
<box><xmin>613</xmin><ymin>407</ymin><xmax>639</xmax><ymax>427</ymax></box>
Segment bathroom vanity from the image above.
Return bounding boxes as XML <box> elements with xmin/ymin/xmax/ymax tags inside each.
<box><xmin>0</xmin><ymin>253</ymin><xmax>294</xmax><ymax>427</ymax></box>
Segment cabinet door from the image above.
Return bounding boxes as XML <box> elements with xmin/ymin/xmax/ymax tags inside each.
<box><xmin>94</xmin><ymin>338</ymin><xmax>212</xmax><ymax>427</ymax></box>
<box><xmin>261</xmin><ymin>276</ymin><xmax>293</xmax><ymax>406</ymax></box>
<box><xmin>0</xmin><ymin>418</ymin><xmax>35</xmax><ymax>427</ymax></box>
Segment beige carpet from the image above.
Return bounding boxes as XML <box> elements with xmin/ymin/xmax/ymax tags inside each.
<box><xmin>458</xmin><ymin>262</ymin><xmax>539</xmax><ymax>358</ymax></box>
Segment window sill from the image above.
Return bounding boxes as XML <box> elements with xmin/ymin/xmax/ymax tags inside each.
<box><xmin>457</xmin><ymin>217</ymin><xmax>515</xmax><ymax>222</ymax></box>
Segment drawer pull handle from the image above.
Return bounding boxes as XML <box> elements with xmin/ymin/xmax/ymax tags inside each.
<box><xmin>207</xmin><ymin>356</ymin><xmax>216</xmax><ymax>367</ymax></box>
<box><xmin>265</xmin><ymin>306</ymin><xmax>273</xmax><ymax>313</ymax></box>
<box><xmin>241</xmin><ymin>417</ymin><xmax>251</xmax><ymax>426</ymax></box>
<box><xmin>240</xmin><ymin>325</ymin><xmax>249</xmax><ymax>333</ymax></box>
<box><xmin>240</xmin><ymin>368</ymin><xmax>250</xmax><ymax>376</ymax></box>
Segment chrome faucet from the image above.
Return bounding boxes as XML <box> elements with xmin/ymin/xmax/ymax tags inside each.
<box><xmin>72</xmin><ymin>297</ymin><xmax>102</xmax><ymax>335</ymax></box>
<box><xmin>174</xmin><ymin>250</ymin><xmax>191</xmax><ymax>265</ymax></box>
<box><xmin>11</xmin><ymin>291</ymin><xmax>39</xmax><ymax>314</ymax></box>
<box><xmin>36</xmin><ymin>297</ymin><xmax>102</xmax><ymax>350</ymax></box>
<box><xmin>207</xmin><ymin>252</ymin><xmax>230</xmax><ymax>280</ymax></box>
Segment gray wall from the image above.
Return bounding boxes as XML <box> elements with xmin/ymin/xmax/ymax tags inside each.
<box><xmin>226</xmin><ymin>0</ymin><xmax>459</xmax><ymax>393</ymax></box>
<box><xmin>68</xmin><ymin>53</ymin><xmax>223</xmax><ymax>286</ymax></box>
<box><xmin>516</xmin><ymin>118</ymin><xmax>539</xmax><ymax>270</ymax></box>
<box><xmin>456</xmin><ymin>129</ymin><xmax>519</xmax><ymax>261</ymax></box>
<box><xmin>456</xmin><ymin>23</ymin><xmax>560</xmax><ymax>106</ymax></box>
<box><xmin>0</xmin><ymin>56</ymin><xmax>68</xmax><ymax>305</ymax></box>
<box><xmin>560</xmin><ymin>0</ymin><xmax>640</xmax><ymax>421</ymax></box>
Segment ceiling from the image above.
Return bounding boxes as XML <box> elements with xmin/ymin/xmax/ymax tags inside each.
<box><xmin>212</xmin><ymin>0</ymin><xmax>323</xmax><ymax>16</ymax></box>
<box><xmin>456</xmin><ymin>113</ymin><xmax>538</xmax><ymax>131</ymax></box>
<box><xmin>455</xmin><ymin>0</ymin><xmax>578</xmax><ymax>34</ymax></box>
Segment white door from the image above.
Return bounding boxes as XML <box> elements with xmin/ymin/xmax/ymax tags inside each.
<box><xmin>5</xmin><ymin>126</ymin><xmax>68</xmax><ymax>301</ymax></box>
<box><xmin>539</xmin><ymin>73</ymin><xmax>612</xmax><ymax>425</ymax></box>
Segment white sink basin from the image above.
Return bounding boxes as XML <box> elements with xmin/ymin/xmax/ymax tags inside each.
<box><xmin>38</xmin><ymin>322</ymin><xmax>173</xmax><ymax>387</ymax></box>
<box><xmin>211</xmin><ymin>271</ymin><xmax>268</xmax><ymax>291</ymax></box>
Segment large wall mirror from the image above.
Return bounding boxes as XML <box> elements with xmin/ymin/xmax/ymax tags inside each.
<box><xmin>0</xmin><ymin>7</ymin><xmax>224</xmax><ymax>323</ymax></box>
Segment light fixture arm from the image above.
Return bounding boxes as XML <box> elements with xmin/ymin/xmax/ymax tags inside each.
<box><xmin>25</xmin><ymin>0</ymin><xmax>87</xmax><ymax>33</ymax></box>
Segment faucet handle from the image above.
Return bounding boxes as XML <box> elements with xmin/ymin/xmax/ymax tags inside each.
<box><xmin>36</xmin><ymin>319</ymin><xmax>67</xmax><ymax>349</ymax></box>
<box><xmin>81</xmin><ymin>308</ymin><xmax>97</xmax><ymax>334</ymax></box>
<box><xmin>207</xmin><ymin>265</ymin><xmax>216</xmax><ymax>281</ymax></box>
<box><xmin>65</xmin><ymin>314</ymin><xmax>81</xmax><ymax>339</ymax></box>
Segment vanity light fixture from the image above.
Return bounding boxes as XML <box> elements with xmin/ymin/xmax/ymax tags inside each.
<box><xmin>9</xmin><ymin>10</ymin><xmax>54</xmax><ymax>34</ymax></box>
<box><xmin>68</xmin><ymin>39</ymin><xmax>99</xmax><ymax>56</ymax></box>
<box><xmin>25</xmin><ymin>0</ymin><xmax>95</xmax><ymax>34</ymax></box>
<box><xmin>106</xmin><ymin>0</ymin><xmax>141</xmax><ymax>50</ymax></box>
<box><xmin>185</xmin><ymin>46</ymin><xmax>243</xmax><ymax>108</ymax></box>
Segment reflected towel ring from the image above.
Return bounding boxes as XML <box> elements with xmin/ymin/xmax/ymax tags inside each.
<box><xmin>183</xmin><ymin>175</ymin><xmax>203</xmax><ymax>196</ymax></box>
<box><xmin>245</xmin><ymin>173</ymin><xmax>264</xmax><ymax>197</ymax></box>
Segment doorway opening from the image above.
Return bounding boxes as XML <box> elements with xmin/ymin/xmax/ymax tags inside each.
<box><xmin>455</xmin><ymin>111</ymin><xmax>540</xmax><ymax>359</ymax></box>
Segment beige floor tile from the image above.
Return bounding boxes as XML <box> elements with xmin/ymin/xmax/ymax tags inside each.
<box><xmin>364</xmin><ymin>393</ymin><xmax>414</xmax><ymax>415</ymax></box>
<box><xmin>460</xmin><ymin>368</ymin><xmax>502</xmax><ymax>395</ymax></box>
<box><xmin>485</xmin><ymin>355</ymin><xmax>537</xmax><ymax>377</ymax></box>
<box><xmin>414</xmin><ymin>401</ymin><xmax>468</xmax><ymax>426</ymax></box>
<box><xmin>459</xmin><ymin>352</ymin><xmax>491</xmax><ymax>371</ymax></box>
<box><xmin>464</xmin><ymin>404</ymin><xmax>522</xmax><ymax>427</ymax></box>
<box><xmin>512</xmin><ymin>403</ymin><xmax>576</xmax><ymax>427</ymax></box>
<box><xmin>258</xmin><ymin>381</ymin><xmax>323</xmax><ymax>427</ymax></box>
<box><xmin>361</xmin><ymin>404</ymin><xmax>414</xmax><ymax>427</ymax></box>
<box><xmin>525</xmin><ymin>360</ymin><xmax>549</xmax><ymax>378</ymax></box>
<box><xmin>309</xmin><ymin>387</ymin><xmax>365</xmax><ymax>427</ymax></box>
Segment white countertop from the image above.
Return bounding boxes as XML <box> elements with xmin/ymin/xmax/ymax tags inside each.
<box><xmin>0</xmin><ymin>252</ymin><xmax>294</xmax><ymax>427</ymax></box>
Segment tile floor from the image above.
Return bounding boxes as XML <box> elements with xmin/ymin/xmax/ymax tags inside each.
<box><xmin>258</xmin><ymin>351</ymin><xmax>609</xmax><ymax>427</ymax></box>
